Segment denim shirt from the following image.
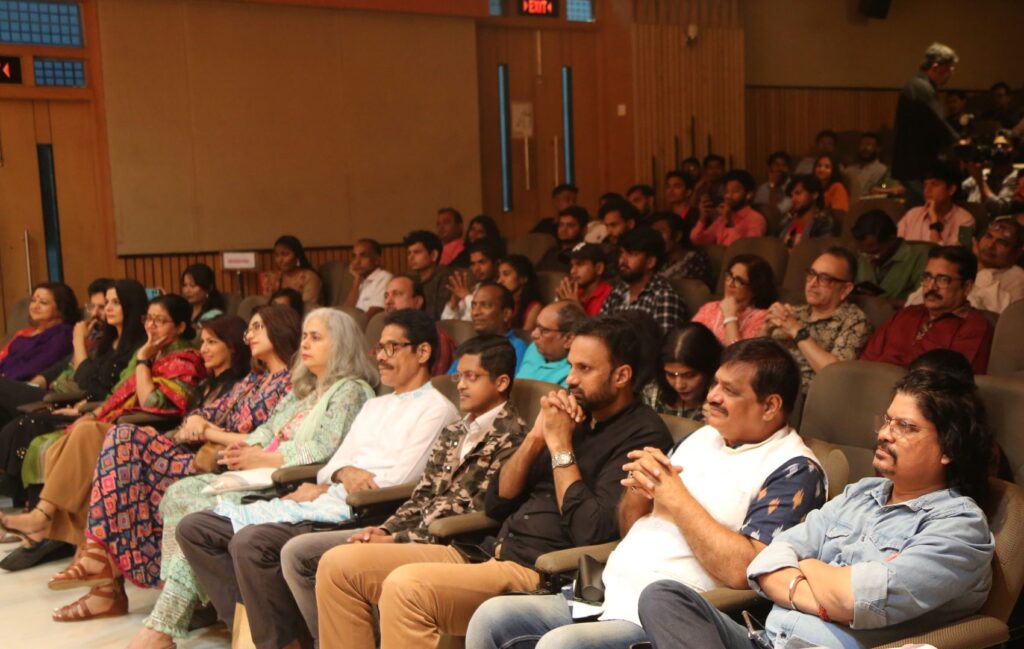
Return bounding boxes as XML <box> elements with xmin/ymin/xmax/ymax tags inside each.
<box><xmin>747</xmin><ymin>477</ymin><xmax>994</xmax><ymax>649</ymax></box>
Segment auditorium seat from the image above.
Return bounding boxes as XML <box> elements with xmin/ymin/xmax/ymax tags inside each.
<box><xmin>438</xmin><ymin>319</ymin><xmax>476</xmax><ymax>346</ymax></box>
<box><xmin>977</xmin><ymin>374</ymin><xmax>1024</xmax><ymax>487</ymax></box>
<box><xmin>660</xmin><ymin>413</ymin><xmax>702</xmax><ymax>444</ymax></box>
<box><xmin>506</xmin><ymin>233</ymin><xmax>555</xmax><ymax>266</ymax></box>
<box><xmin>780</xmin><ymin>235</ymin><xmax>844</xmax><ymax>303</ymax></box>
<box><xmin>365</xmin><ymin>311</ymin><xmax>387</xmax><ymax>348</ymax></box>
<box><xmin>235</xmin><ymin>295</ymin><xmax>268</xmax><ymax>320</ymax></box>
<box><xmin>667</xmin><ymin>277</ymin><xmax>712</xmax><ymax>318</ymax></box>
<box><xmin>959</xmin><ymin>201</ymin><xmax>989</xmax><ymax>236</ymax></box>
<box><xmin>988</xmin><ymin>299</ymin><xmax>1024</xmax><ymax>376</ymax></box>
<box><xmin>697</xmin><ymin>244</ymin><xmax>726</xmax><ymax>291</ymax></box>
<box><xmin>536</xmin><ymin>271</ymin><xmax>566</xmax><ymax>304</ymax></box>
<box><xmin>853</xmin><ymin>294</ymin><xmax>899</xmax><ymax>330</ymax></box>
<box><xmin>2</xmin><ymin>297</ymin><xmax>29</xmax><ymax>345</ymax></box>
<box><xmin>752</xmin><ymin>202</ymin><xmax>784</xmax><ymax>235</ymax></box>
<box><xmin>318</xmin><ymin>260</ymin><xmax>353</xmax><ymax>306</ymax></box>
<box><xmin>337</xmin><ymin>305</ymin><xmax>368</xmax><ymax>331</ymax></box>
<box><xmin>717</xmin><ymin>237</ymin><xmax>789</xmax><ymax>295</ymax></box>
<box><xmin>222</xmin><ymin>291</ymin><xmax>242</xmax><ymax>318</ymax></box>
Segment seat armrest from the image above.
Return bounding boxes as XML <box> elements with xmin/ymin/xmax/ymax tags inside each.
<box><xmin>701</xmin><ymin>588</ymin><xmax>760</xmax><ymax>613</ymax></box>
<box><xmin>271</xmin><ymin>464</ymin><xmax>325</xmax><ymax>486</ymax></box>
<box><xmin>43</xmin><ymin>390</ymin><xmax>87</xmax><ymax>405</ymax></box>
<box><xmin>534</xmin><ymin>541</ymin><xmax>620</xmax><ymax>575</ymax></box>
<box><xmin>78</xmin><ymin>401</ymin><xmax>104</xmax><ymax>413</ymax></box>
<box><xmin>116</xmin><ymin>412</ymin><xmax>181</xmax><ymax>429</ymax></box>
<box><xmin>16</xmin><ymin>401</ymin><xmax>50</xmax><ymax>414</ymax></box>
<box><xmin>871</xmin><ymin>614</ymin><xmax>1009</xmax><ymax>649</ymax></box>
<box><xmin>428</xmin><ymin>512</ymin><xmax>500</xmax><ymax>539</ymax></box>
<box><xmin>346</xmin><ymin>482</ymin><xmax>417</xmax><ymax>508</ymax></box>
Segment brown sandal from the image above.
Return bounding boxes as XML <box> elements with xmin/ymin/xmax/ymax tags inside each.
<box><xmin>51</xmin><ymin>581</ymin><xmax>128</xmax><ymax>622</ymax></box>
<box><xmin>48</xmin><ymin>542</ymin><xmax>115</xmax><ymax>591</ymax></box>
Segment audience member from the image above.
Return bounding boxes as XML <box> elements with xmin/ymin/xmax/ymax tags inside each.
<box><xmin>691</xmin><ymin>170</ymin><xmax>767</xmax><ymax>246</ymax></box>
<box><xmin>814</xmin><ymin>153</ymin><xmax>849</xmax><ymax>212</ymax></box>
<box><xmin>442</xmin><ymin>240</ymin><xmax>501</xmax><ymax>321</ymax></box>
<box><xmin>600</xmin><ymin>191</ymin><xmax>627</xmax><ymax>206</ymax></box>
<box><xmin>280</xmin><ymin>335</ymin><xmax>526</xmax><ymax>648</ymax></box>
<box><xmin>314</xmin><ymin>315</ymin><xmax>673</xmax><ymax>649</ymax></box>
<box><xmin>261</xmin><ymin>235</ymin><xmax>323</xmax><ymax>304</ymax></box>
<box><xmin>753</xmin><ymin>150</ymin><xmax>793</xmax><ymax>215</ymax></box>
<box><xmin>641</xmin><ymin>322</ymin><xmax>722</xmax><ymax>420</ymax></box>
<box><xmin>766</xmin><ymin>247</ymin><xmax>872</xmax><ymax>389</ymax></box>
<box><xmin>599</xmin><ymin>199</ymin><xmax>640</xmax><ymax>246</ymax></box>
<box><xmin>793</xmin><ymin>130</ymin><xmax>838</xmax><ymax>175</ymax></box>
<box><xmin>468</xmin><ymin>338</ymin><xmax>826</xmax><ymax>649</ymax></box>
<box><xmin>697</xmin><ymin>154</ymin><xmax>727</xmax><ymax>202</ymax></box>
<box><xmin>0</xmin><ymin>282</ymin><xmax>78</xmax><ymax>381</ymax></box>
<box><xmin>383</xmin><ymin>275</ymin><xmax>455</xmax><ymax>376</ymax></box>
<box><xmin>844</xmin><ymin>132</ymin><xmax>889</xmax><ymax>199</ymax></box>
<box><xmin>452</xmin><ymin>282</ymin><xmax>527</xmax><ymax>373</ymax></box>
<box><xmin>892</xmin><ymin>43</ymin><xmax>960</xmax><ymax>205</ymax></box>
<box><xmin>518</xmin><ymin>301</ymin><xmax>585</xmax><ymax>386</ymax></box>
<box><xmin>905</xmin><ymin>218</ymin><xmax>1024</xmax><ymax>313</ymax></box>
<box><xmin>649</xmin><ymin>211</ymin><xmax>710</xmax><ymax>286</ymax></box>
<box><xmin>627</xmin><ymin>183</ymin><xmax>655</xmax><ymax>218</ymax></box>
<box><xmin>961</xmin><ymin>130</ymin><xmax>1020</xmax><ymax>217</ymax></box>
<box><xmin>437</xmin><ymin>207</ymin><xmax>465</xmax><ymax>266</ymax></box>
<box><xmin>693</xmin><ymin>254</ymin><xmax>776</xmax><ymax>345</ymax></box>
<box><xmin>450</xmin><ymin>214</ymin><xmax>504</xmax><ymax>268</ymax></box>
<box><xmin>862</xmin><ymin>246</ymin><xmax>993</xmax><ymax>373</ymax></box>
<box><xmin>531</xmin><ymin>183</ymin><xmax>579</xmax><ymax>235</ymax></box>
<box><xmin>178</xmin><ymin>309</ymin><xmax>460</xmax><ymax>648</ymax></box>
<box><xmin>945</xmin><ymin>89</ymin><xmax>973</xmax><ymax>135</ymax></box>
<box><xmin>498</xmin><ymin>255</ymin><xmax>542</xmax><ymax>331</ymax></box>
<box><xmin>852</xmin><ymin>209</ymin><xmax>931</xmax><ymax>300</ymax></box>
<box><xmin>898</xmin><ymin>163</ymin><xmax>974</xmax><ymax>246</ymax></box>
<box><xmin>404</xmin><ymin>230</ymin><xmax>452</xmax><ymax>320</ymax></box>
<box><xmin>536</xmin><ymin>206</ymin><xmax>588</xmax><ymax>273</ymax></box>
<box><xmin>982</xmin><ymin>81</ymin><xmax>1022</xmax><ymax>129</ymax></box>
<box><xmin>600</xmin><ymin>227</ymin><xmax>687</xmax><ymax>335</ymax></box>
<box><xmin>680</xmin><ymin>156</ymin><xmax>702</xmax><ymax>183</ymax></box>
<box><xmin>640</xmin><ymin>367</ymin><xmax>994</xmax><ymax>649</ymax></box>
<box><xmin>555</xmin><ymin>242</ymin><xmax>612</xmax><ymax>315</ymax></box>
<box><xmin>664</xmin><ymin>170</ymin><xmax>695</xmax><ymax>220</ymax></box>
<box><xmin>775</xmin><ymin>174</ymin><xmax>836</xmax><ymax>248</ymax></box>
<box><xmin>269</xmin><ymin>287</ymin><xmax>305</xmax><ymax>318</ymax></box>
<box><xmin>342</xmin><ymin>238</ymin><xmax>392</xmax><ymax>318</ymax></box>
<box><xmin>180</xmin><ymin>264</ymin><xmax>225</xmax><ymax>329</ymax></box>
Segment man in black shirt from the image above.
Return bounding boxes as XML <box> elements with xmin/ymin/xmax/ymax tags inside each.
<box><xmin>314</xmin><ymin>315</ymin><xmax>672</xmax><ymax>649</ymax></box>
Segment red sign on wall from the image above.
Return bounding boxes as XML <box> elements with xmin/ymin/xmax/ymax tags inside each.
<box><xmin>518</xmin><ymin>0</ymin><xmax>558</xmax><ymax>17</ymax></box>
<box><xmin>0</xmin><ymin>56</ymin><xmax>22</xmax><ymax>84</ymax></box>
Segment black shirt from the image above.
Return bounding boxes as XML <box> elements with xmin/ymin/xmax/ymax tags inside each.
<box><xmin>892</xmin><ymin>71</ymin><xmax>958</xmax><ymax>182</ymax></box>
<box><xmin>482</xmin><ymin>399</ymin><xmax>672</xmax><ymax>568</ymax></box>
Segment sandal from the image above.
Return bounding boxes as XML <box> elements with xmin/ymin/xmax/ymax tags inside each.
<box><xmin>0</xmin><ymin>506</ymin><xmax>50</xmax><ymax>549</ymax></box>
<box><xmin>52</xmin><ymin>581</ymin><xmax>128</xmax><ymax>622</ymax></box>
<box><xmin>48</xmin><ymin>542</ymin><xmax>116</xmax><ymax>591</ymax></box>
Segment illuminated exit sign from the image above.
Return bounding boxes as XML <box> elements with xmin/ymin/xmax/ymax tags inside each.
<box><xmin>519</xmin><ymin>0</ymin><xmax>558</xmax><ymax>17</ymax></box>
<box><xmin>0</xmin><ymin>56</ymin><xmax>22</xmax><ymax>84</ymax></box>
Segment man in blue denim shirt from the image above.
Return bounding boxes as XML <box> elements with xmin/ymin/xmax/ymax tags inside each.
<box><xmin>638</xmin><ymin>368</ymin><xmax>995</xmax><ymax>649</ymax></box>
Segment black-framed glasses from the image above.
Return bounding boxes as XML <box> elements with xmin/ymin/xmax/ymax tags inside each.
<box><xmin>724</xmin><ymin>271</ymin><xmax>750</xmax><ymax>288</ymax></box>
<box><xmin>145</xmin><ymin>315</ymin><xmax>173</xmax><ymax>326</ymax></box>
<box><xmin>874</xmin><ymin>413</ymin><xmax>926</xmax><ymax>439</ymax></box>
<box><xmin>533</xmin><ymin>323</ymin><xmax>564</xmax><ymax>336</ymax></box>
<box><xmin>920</xmin><ymin>272</ymin><xmax>961</xmax><ymax>289</ymax></box>
<box><xmin>373</xmin><ymin>341</ymin><xmax>414</xmax><ymax>357</ymax></box>
<box><xmin>804</xmin><ymin>268</ymin><xmax>851</xmax><ymax>287</ymax></box>
<box><xmin>450</xmin><ymin>370</ymin><xmax>490</xmax><ymax>384</ymax></box>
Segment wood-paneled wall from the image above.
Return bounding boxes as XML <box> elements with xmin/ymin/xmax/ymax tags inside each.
<box><xmin>631</xmin><ymin>0</ymin><xmax>746</xmax><ymax>184</ymax></box>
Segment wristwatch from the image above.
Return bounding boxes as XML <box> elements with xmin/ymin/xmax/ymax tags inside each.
<box><xmin>793</xmin><ymin>327</ymin><xmax>811</xmax><ymax>343</ymax></box>
<box><xmin>551</xmin><ymin>451</ymin><xmax>576</xmax><ymax>470</ymax></box>
<box><xmin>137</xmin><ymin>356</ymin><xmax>154</xmax><ymax>368</ymax></box>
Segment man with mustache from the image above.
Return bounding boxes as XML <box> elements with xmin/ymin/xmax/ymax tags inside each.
<box><xmin>599</xmin><ymin>227</ymin><xmax>687</xmax><ymax>336</ymax></box>
<box><xmin>466</xmin><ymin>338</ymin><xmax>826</xmax><ymax>649</ymax></box>
<box><xmin>175</xmin><ymin>309</ymin><xmax>460</xmax><ymax>649</ymax></box>
<box><xmin>862</xmin><ymin>246</ymin><xmax>994</xmax><ymax>374</ymax></box>
<box><xmin>639</xmin><ymin>367</ymin><xmax>995</xmax><ymax>649</ymax></box>
<box><xmin>314</xmin><ymin>315</ymin><xmax>673</xmax><ymax>649</ymax></box>
<box><xmin>446</xmin><ymin>282</ymin><xmax>527</xmax><ymax>374</ymax></box>
<box><xmin>383</xmin><ymin>274</ymin><xmax>456</xmax><ymax>375</ymax></box>
<box><xmin>765</xmin><ymin>247</ymin><xmax>872</xmax><ymax>389</ymax></box>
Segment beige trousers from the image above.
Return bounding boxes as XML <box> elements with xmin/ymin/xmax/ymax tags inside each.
<box><xmin>316</xmin><ymin>543</ymin><xmax>541</xmax><ymax>649</ymax></box>
<box><xmin>41</xmin><ymin>420</ymin><xmax>112</xmax><ymax>546</ymax></box>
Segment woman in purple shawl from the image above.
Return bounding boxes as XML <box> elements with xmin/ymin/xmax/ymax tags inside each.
<box><xmin>0</xmin><ymin>283</ymin><xmax>79</xmax><ymax>381</ymax></box>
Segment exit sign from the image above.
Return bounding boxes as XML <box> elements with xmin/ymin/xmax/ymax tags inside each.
<box><xmin>519</xmin><ymin>0</ymin><xmax>558</xmax><ymax>17</ymax></box>
<box><xmin>0</xmin><ymin>56</ymin><xmax>22</xmax><ymax>84</ymax></box>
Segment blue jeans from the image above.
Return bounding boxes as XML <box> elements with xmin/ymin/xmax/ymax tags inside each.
<box><xmin>466</xmin><ymin>593</ymin><xmax>649</xmax><ymax>649</ymax></box>
<box><xmin>638</xmin><ymin>580</ymin><xmax>758</xmax><ymax>649</ymax></box>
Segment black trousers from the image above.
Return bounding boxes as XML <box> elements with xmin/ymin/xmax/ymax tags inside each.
<box><xmin>177</xmin><ymin>510</ymin><xmax>322</xmax><ymax>649</ymax></box>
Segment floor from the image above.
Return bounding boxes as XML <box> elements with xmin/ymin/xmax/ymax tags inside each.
<box><xmin>0</xmin><ymin>498</ymin><xmax>231</xmax><ymax>649</ymax></box>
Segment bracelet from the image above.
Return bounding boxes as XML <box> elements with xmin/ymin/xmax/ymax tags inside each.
<box><xmin>787</xmin><ymin>574</ymin><xmax>806</xmax><ymax>610</ymax></box>
<box><xmin>137</xmin><ymin>357</ymin><xmax>154</xmax><ymax>368</ymax></box>
<box><xmin>722</xmin><ymin>316</ymin><xmax>739</xmax><ymax>325</ymax></box>
<box><xmin>818</xmin><ymin>604</ymin><xmax>832</xmax><ymax>622</ymax></box>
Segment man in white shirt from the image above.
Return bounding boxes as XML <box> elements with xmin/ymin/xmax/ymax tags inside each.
<box><xmin>442</xmin><ymin>241</ymin><xmax>502</xmax><ymax>321</ymax></box>
<box><xmin>342</xmin><ymin>238</ymin><xmax>392</xmax><ymax>317</ymax></box>
<box><xmin>897</xmin><ymin>164</ymin><xmax>975</xmax><ymax>246</ymax></box>
<box><xmin>466</xmin><ymin>338</ymin><xmax>827</xmax><ymax>649</ymax></box>
<box><xmin>176</xmin><ymin>308</ymin><xmax>459</xmax><ymax>649</ymax></box>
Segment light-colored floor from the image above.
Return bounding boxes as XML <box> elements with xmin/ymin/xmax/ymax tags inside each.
<box><xmin>0</xmin><ymin>498</ymin><xmax>231</xmax><ymax>649</ymax></box>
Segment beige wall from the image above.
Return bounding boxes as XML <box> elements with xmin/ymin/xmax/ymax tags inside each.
<box><xmin>99</xmin><ymin>0</ymin><xmax>481</xmax><ymax>254</ymax></box>
<box><xmin>742</xmin><ymin>0</ymin><xmax>1024</xmax><ymax>90</ymax></box>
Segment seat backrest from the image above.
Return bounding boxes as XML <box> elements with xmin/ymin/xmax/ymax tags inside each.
<box><xmin>781</xmin><ymin>236</ymin><xmax>845</xmax><ymax>303</ymax></box>
<box><xmin>667</xmin><ymin>277</ymin><xmax>712</xmax><ymax>319</ymax></box>
<box><xmin>318</xmin><ymin>260</ymin><xmax>352</xmax><ymax>307</ymax></box>
<box><xmin>365</xmin><ymin>311</ymin><xmax>388</xmax><ymax>348</ymax></box>
<box><xmin>506</xmin><ymin>233</ymin><xmax>556</xmax><ymax>266</ymax></box>
<box><xmin>852</xmin><ymin>294</ymin><xmax>899</xmax><ymax>331</ymax></box>
<box><xmin>536</xmin><ymin>271</ymin><xmax>566</xmax><ymax>305</ymax></box>
<box><xmin>221</xmin><ymin>292</ymin><xmax>242</xmax><ymax>318</ymax></box>
<box><xmin>430</xmin><ymin>375</ymin><xmax>459</xmax><ymax>407</ymax></box>
<box><xmin>803</xmin><ymin>437</ymin><xmax>850</xmax><ymax>501</ymax></box>
<box><xmin>752</xmin><ymin>202</ymin><xmax>784</xmax><ymax>235</ymax></box>
<box><xmin>3</xmin><ymin>297</ymin><xmax>29</xmax><ymax>343</ymax></box>
<box><xmin>989</xmin><ymin>299</ymin><xmax>1024</xmax><ymax>376</ymax></box>
<box><xmin>438</xmin><ymin>319</ymin><xmax>477</xmax><ymax>346</ymax></box>
<box><xmin>717</xmin><ymin>237</ymin><xmax>789</xmax><ymax>295</ymax></box>
<box><xmin>510</xmin><ymin>378</ymin><xmax>560</xmax><ymax>427</ymax></box>
<box><xmin>236</xmin><ymin>295</ymin><xmax>268</xmax><ymax>321</ymax></box>
<box><xmin>977</xmin><ymin>374</ymin><xmax>1024</xmax><ymax>487</ymax></box>
<box><xmin>980</xmin><ymin>478</ymin><xmax>1024</xmax><ymax>622</ymax></box>
<box><xmin>959</xmin><ymin>201</ymin><xmax>989</xmax><ymax>236</ymax></box>
<box><xmin>336</xmin><ymin>305</ymin><xmax>368</xmax><ymax>331</ymax></box>
<box><xmin>697</xmin><ymin>244</ymin><xmax>726</xmax><ymax>290</ymax></box>
<box><xmin>659</xmin><ymin>413</ymin><xmax>702</xmax><ymax>444</ymax></box>
<box><xmin>799</xmin><ymin>360</ymin><xmax>904</xmax><ymax>482</ymax></box>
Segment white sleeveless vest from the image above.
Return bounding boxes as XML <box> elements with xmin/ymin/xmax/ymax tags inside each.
<box><xmin>600</xmin><ymin>425</ymin><xmax>821</xmax><ymax>626</ymax></box>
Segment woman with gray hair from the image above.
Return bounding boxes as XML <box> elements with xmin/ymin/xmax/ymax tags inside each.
<box><xmin>126</xmin><ymin>308</ymin><xmax>377</xmax><ymax>647</ymax></box>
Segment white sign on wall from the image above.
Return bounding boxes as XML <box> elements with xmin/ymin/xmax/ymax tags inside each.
<box><xmin>223</xmin><ymin>252</ymin><xmax>257</xmax><ymax>270</ymax></box>
<box><xmin>511</xmin><ymin>101</ymin><xmax>534</xmax><ymax>139</ymax></box>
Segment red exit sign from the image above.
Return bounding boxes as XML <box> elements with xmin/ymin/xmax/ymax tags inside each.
<box><xmin>519</xmin><ymin>0</ymin><xmax>558</xmax><ymax>17</ymax></box>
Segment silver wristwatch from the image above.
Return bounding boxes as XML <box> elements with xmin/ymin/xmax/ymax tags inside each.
<box><xmin>551</xmin><ymin>450</ymin><xmax>576</xmax><ymax>469</ymax></box>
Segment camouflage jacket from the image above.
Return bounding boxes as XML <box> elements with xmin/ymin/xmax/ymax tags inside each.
<box><xmin>378</xmin><ymin>402</ymin><xmax>527</xmax><ymax>543</ymax></box>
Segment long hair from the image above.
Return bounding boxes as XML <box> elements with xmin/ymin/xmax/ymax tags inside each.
<box><xmin>200</xmin><ymin>314</ymin><xmax>250</xmax><ymax>378</ymax></box>
<box><xmin>814</xmin><ymin>153</ymin><xmax>844</xmax><ymax>190</ymax></box>
<box><xmin>182</xmin><ymin>263</ymin><xmax>226</xmax><ymax>314</ymax></box>
<box><xmin>465</xmin><ymin>214</ymin><xmax>504</xmax><ymax>252</ymax></box>
<box><xmin>275</xmin><ymin>235</ymin><xmax>314</xmax><ymax>270</ymax></box>
<box><xmin>500</xmin><ymin>254</ymin><xmax>541</xmax><ymax>329</ymax></box>
<box><xmin>252</xmin><ymin>304</ymin><xmax>301</xmax><ymax>371</ymax></box>
<box><xmin>96</xmin><ymin>279</ymin><xmax>149</xmax><ymax>356</ymax></box>
<box><xmin>33</xmin><ymin>282</ymin><xmax>80</xmax><ymax>326</ymax></box>
<box><xmin>655</xmin><ymin>323</ymin><xmax>723</xmax><ymax>405</ymax></box>
<box><xmin>291</xmin><ymin>308</ymin><xmax>379</xmax><ymax>399</ymax></box>
<box><xmin>728</xmin><ymin>254</ymin><xmax>777</xmax><ymax>309</ymax></box>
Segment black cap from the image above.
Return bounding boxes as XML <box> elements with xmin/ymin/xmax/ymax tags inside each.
<box><xmin>568</xmin><ymin>242</ymin><xmax>606</xmax><ymax>265</ymax></box>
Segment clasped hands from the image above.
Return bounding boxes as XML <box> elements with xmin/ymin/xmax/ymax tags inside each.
<box><xmin>766</xmin><ymin>302</ymin><xmax>801</xmax><ymax>338</ymax></box>
<box><xmin>621</xmin><ymin>447</ymin><xmax>687</xmax><ymax>507</ymax></box>
<box><xmin>534</xmin><ymin>389</ymin><xmax>586</xmax><ymax>451</ymax></box>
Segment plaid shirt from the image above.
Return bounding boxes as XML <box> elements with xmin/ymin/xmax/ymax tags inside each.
<box><xmin>600</xmin><ymin>274</ymin><xmax>687</xmax><ymax>334</ymax></box>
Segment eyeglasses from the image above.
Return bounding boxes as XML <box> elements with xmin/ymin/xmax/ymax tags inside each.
<box><xmin>450</xmin><ymin>370</ymin><xmax>490</xmax><ymax>383</ymax></box>
<box><xmin>145</xmin><ymin>315</ymin><xmax>173</xmax><ymax>326</ymax></box>
<box><xmin>920</xmin><ymin>272</ymin><xmax>961</xmax><ymax>289</ymax></box>
<box><xmin>724</xmin><ymin>271</ymin><xmax>750</xmax><ymax>288</ymax></box>
<box><xmin>373</xmin><ymin>341</ymin><xmax>414</xmax><ymax>357</ymax></box>
<box><xmin>804</xmin><ymin>268</ymin><xmax>851</xmax><ymax>287</ymax></box>
<box><xmin>874</xmin><ymin>413</ymin><xmax>926</xmax><ymax>439</ymax></box>
<box><xmin>533</xmin><ymin>324</ymin><xmax>564</xmax><ymax>336</ymax></box>
<box><xmin>245</xmin><ymin>321</ymin><xmax>265</xmax><ymax>336</ymax></box>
